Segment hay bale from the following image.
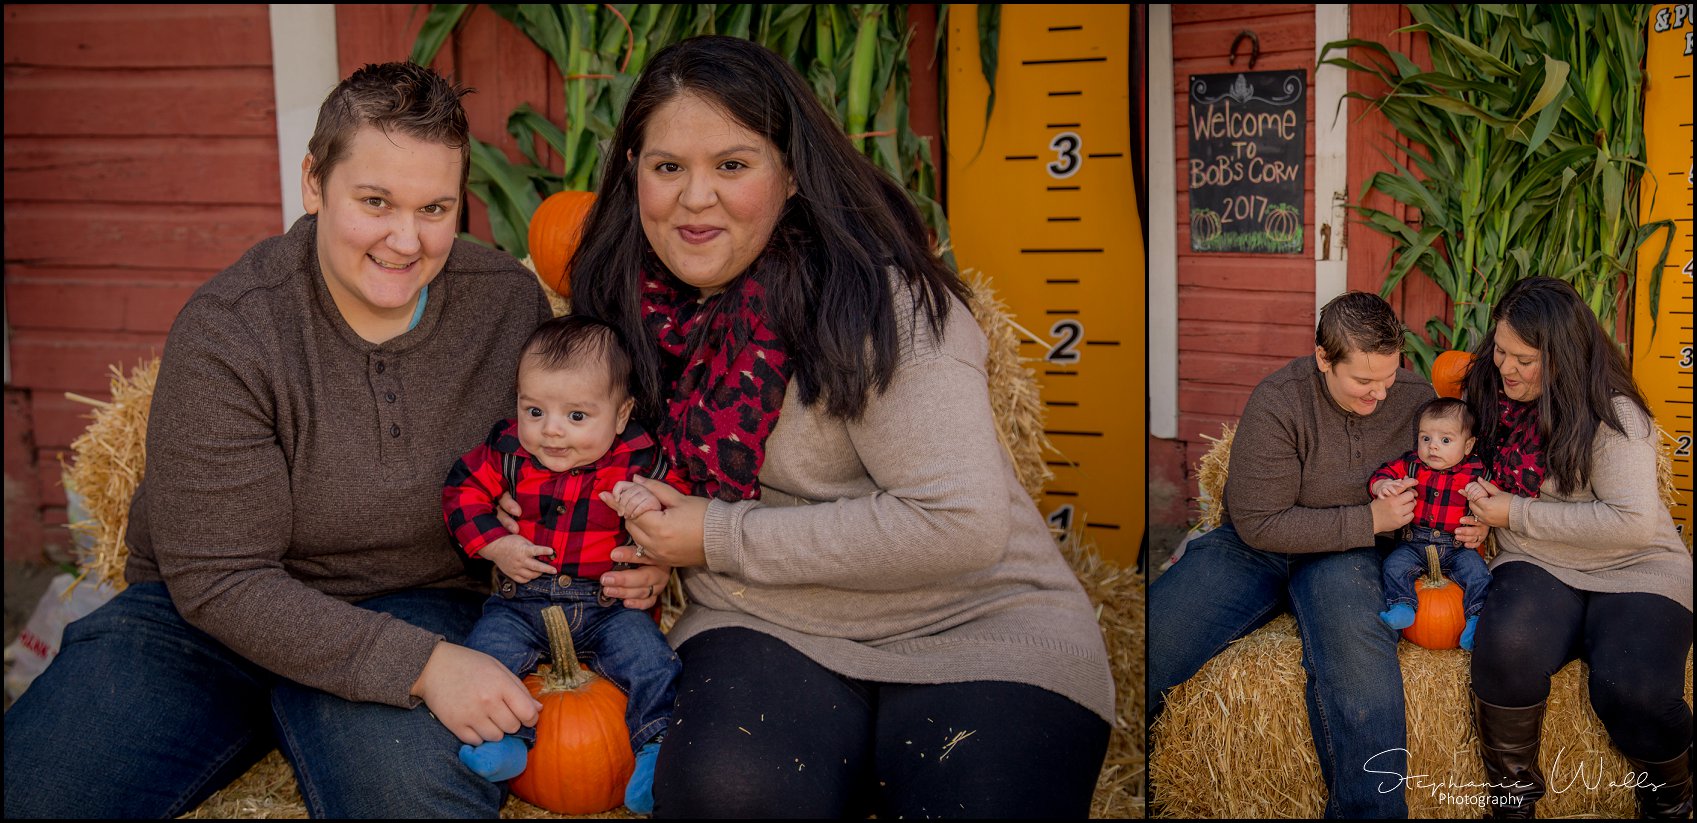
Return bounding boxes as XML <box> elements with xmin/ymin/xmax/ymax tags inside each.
<box><xmin>1192</xmin><ymin>424</ymin><xmax>1234</xmax><ymax>532</ymax></box>
<box><xmin>1150</xmin><ymin>615</ymin><xmax>1696</xmax><ymax>818</ymax></box>
<box><xmin>1062</xmin><ymin>526</ymin><xmax>1146</xmax><ymax>819</ymax></box>
<box><xmin>64</xmin><ymin>359</ymin><xmax>160</xmax><ymax>592</ymax></box>
<box><xmin>963</xmin><ymin>269</ymin><xmax>1056</xmax><ymax>501</ymax></box>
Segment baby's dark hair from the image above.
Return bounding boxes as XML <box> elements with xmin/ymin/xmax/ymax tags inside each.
<box><xmin>519</xmin><ymin>315</ymin><xmax>633</xmax><ymax>397</ymax></box>
<box><xmin>1417</xmin><ymin>396</ymin><xmax>1475</xmax><ymax>434</ymax></box>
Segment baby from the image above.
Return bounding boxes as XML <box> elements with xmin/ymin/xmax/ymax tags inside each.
<box><xmin>442</xmin><ymin>315</ymin><xmax>677</xmax><ymax>813</ymax></box>
<box><xmin>1369</xmin><ymin>397</ymin><xmax>1492</xmax><ymax>650</ymax></box>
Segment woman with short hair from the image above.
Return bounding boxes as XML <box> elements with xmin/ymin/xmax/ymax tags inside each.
<box><xmin>3</xmin><ymin>61</ymin><xmax>677</xmax><ymax>818</ymax></box>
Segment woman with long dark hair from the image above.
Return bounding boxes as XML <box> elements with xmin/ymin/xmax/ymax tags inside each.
<box><xmin>1461</xmin><ymin>277</ymin><xmax>1693</xmax><ymax>818</ymax></box>
<box><xmin>567</xmin><ymin>36</ymin><xmax>1114</xmax><ymax>817</ymax></box>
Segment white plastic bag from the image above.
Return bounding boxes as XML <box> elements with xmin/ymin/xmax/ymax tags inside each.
<box><xmin>3</xmin><ymin>573</ymin><xmax>116</xmax><ymax>701</ymax></box>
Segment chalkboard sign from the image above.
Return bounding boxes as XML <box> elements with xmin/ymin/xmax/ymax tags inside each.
<box><xmin>1187</xmin><ymin>69</ymin><xmax>1306</xmax><ymax>254</ymax></box>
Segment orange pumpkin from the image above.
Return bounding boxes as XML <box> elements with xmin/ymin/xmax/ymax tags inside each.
<box><xmin>1430</xmin><ymin>350</ymin><xmax>1473</xmax><ymax>399</ymax></box>
<box><xmin>1402</xmin><ymin>544</ymin><xmax>1467</xmax><ymax>649</ymax></box>
<box><xmin>528</xmin><ymin>190</ymin><xmax>598</xmax><ymax>299</ymax></box>
<box><xmin>508</xmin><ymin>605</ymin><xmax>634</xmax><ymax>815</ymax></box>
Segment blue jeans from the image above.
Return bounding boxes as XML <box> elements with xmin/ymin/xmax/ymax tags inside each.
<box><xmin>1148</xmin><ymin>524</ymin><xmax>1409</xmax><ymax>818</ymax></box>
<box><xmin>1381</xmin><ymin>526</ymin><xmax>1491</xmax><ymax>617</ymax></box>
<box><xmin>2</xmin><ymin>581</ymin><xmax>503</xmax><ymax>818</ymax></box>
<box><xmin>466</xmin><ymin>572</ymin><xmax>679</xmax><ymax>750</ymax></box>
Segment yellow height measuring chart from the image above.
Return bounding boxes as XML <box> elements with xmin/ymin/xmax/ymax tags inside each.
<box><xmin>1635</xmin><ymin>3</ymin><xmax>1694</xmax><ymax>543</ymax></box>
<box><xmin>947</xmin><ymin>4</ymin><xmax>1146</xmax><ymax>565</ymax></box>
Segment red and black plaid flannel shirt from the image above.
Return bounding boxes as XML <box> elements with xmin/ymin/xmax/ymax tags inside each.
<box><xmin>1368</xmin><ymin>450</ymin><xmax>1485</xmax><ymax>533</ymax></box>
<box><xmin>443</xmin><ymin>418</ymin><xmax>661</xmax><ymax>579</ymax></box>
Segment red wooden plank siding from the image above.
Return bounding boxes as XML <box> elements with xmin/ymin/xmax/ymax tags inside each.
<box><xmin>1171</xmin><ymin>5</ymin><xmax>1318</xmax><ymax>509</ymax></box>
<box><xmin>2</xmin><ymin>4</ymin><xmax>280</xmax><ymax>562</ymax></box>
<box><xmin>1344</xmin><ymin>5</ymin><xmax>1447</xmax><ymax>341</ymax></box>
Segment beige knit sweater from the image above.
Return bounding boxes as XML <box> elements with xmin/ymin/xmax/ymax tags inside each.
<box><xmin>1493</xmin><ymin>395</ymin><xmax>1693</xmax><ymax>612</ymax></box>
<box><xmin>665</xmin><ymin>287</ymin><xmax>1117</xmax><ymax>723</ymax></box>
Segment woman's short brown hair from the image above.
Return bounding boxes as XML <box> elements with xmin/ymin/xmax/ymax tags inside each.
<box><xmin>1315</xmin><ymin>291</ymin><xmax>1406</xmax><ymax>364</ymax></box>
<box><xmin>306</xmin><ymin>62</ymin><xmax>473</xmax><ymax>192</ymax></box>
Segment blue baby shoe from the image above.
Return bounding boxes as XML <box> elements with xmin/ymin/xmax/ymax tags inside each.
<box><xmin>459</xmin><ymin>735</ymin><xmax>528</xmax><ymax>783</ymax></box>
<box><xmin>625</xmin><ymin>740</ymin><xmax>663</xmax><ymax>814</ymax></box>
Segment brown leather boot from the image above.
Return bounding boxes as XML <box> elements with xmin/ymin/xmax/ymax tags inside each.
<box><xmin>1472</xmin><ymin>691</ymin><xmax>1546</xmax><ymax>819</ymax></box>
<box><xmin>1624</xmin><ymin>747</ymin><xmax>1694</xmax><ymax>819</ymax></box>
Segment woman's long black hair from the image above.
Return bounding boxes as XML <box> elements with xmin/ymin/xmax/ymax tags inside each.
<box><xmin>1461</xmin><ymin>277</ymin><xmax>1651</xmax><ymax>495</ymax></box>
<box><xmin>568</xmin><ymin>35</ymin><xmax>970</xmax><ymax>421</ymax></box>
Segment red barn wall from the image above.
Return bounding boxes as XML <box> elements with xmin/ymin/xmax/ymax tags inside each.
<box><xmin>1169</xmin><ymin>4</ymin><xmax>1318</xmax><ymax>506</ymax></box>
<box><xmin>3</xmin><ymin>4</ymin><xmax>281</xmax><ymax>562</ymax></box>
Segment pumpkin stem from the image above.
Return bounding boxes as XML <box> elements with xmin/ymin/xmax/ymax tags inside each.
<box><xmin>1422</xmin><ymin>544</ymin><xmax>1445</xmax><ymax>588</ymax></box>
<box><xmin>539</xmin><ymin>605</ymin><xmax>595</xmax><ymax>692</ymax></box>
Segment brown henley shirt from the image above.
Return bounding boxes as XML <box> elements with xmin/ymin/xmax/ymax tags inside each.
<box><xmin>125</xmin><ymin>215</ymin><xmax>551</xmax><ymax>707</ymax></box>
<box><xmin>1223</xmin><ymin>355</ymin><xmax>1435</xmax><ymax>553</ymax></box>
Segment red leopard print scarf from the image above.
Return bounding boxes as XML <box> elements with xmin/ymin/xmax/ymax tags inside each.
<box><xmin>641</xmin><ymin>268</ymin><xmax>790</xmax><ymax>503</ymax></box>
<box><xmin>1490</xmin><ymin>398</ymin><xmax>1545</xmax><ymax>498</ymax></box>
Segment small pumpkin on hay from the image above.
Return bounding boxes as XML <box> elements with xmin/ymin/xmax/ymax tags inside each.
<box><xmin>509</xmin><ymin>606</ymin><xmax>635</xmax><ymax>816</ymax></box>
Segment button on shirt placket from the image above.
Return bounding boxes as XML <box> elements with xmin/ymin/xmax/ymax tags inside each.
<box><xmin>372</xmin><ymin>355</ymin><xmax>403</xmax><ymax>459</ymax></box>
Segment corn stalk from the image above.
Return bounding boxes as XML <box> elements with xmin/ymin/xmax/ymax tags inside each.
<box><xmin>1319</xmin><ymin>4</ymin><xmax>1675</xmax><ymax>376</ymax></box>
<box><xmin>411</xmin><ymin>4</ymin><xmax>952</xmax><ymax>263</ymax></box>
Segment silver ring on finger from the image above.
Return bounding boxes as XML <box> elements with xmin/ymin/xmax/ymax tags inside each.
<box><xmin>646</xmin><ymin>584</ymin><xmax>654</xmax><ymax>598</ymax></box>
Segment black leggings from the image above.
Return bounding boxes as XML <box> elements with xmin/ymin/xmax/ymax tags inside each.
<box><xmin>1470</xmin><ymin>561</ymin><xmax>1694</xmax><ymax>761</ymax></box>
<box><xmin>652</xmin><ymin>628</ymin><xmax>1110</xmax><ymax>819</ymax></box>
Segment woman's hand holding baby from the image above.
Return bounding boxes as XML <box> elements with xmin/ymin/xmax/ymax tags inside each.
<box><xmin>1372</xmin><ymin>477</ymin><xmax>1417</xmax><ymax>499</ymax></box>
<box><xmin>620</xmin><ymin>476</ymin><xmax>709</xmax><ymax>569</ymax></box>
<box><xmin>1370</xmin><ymin>478</ymin><xmax>1418</xmax><ymax>533</ymax></box>
<box><xmin>594</xmin><ymin>477</ymin><xmax>680</xmax><ymax>609</ymax></box>
<box><xmin>1462</xmin><ymin>478</ymin><xmax>1512</xmax><ymax>528</ymax></box>
<box><xmin>478</xmin><ymin>534</ymin><xmax>555</xmax><ymax>583</ymax></box>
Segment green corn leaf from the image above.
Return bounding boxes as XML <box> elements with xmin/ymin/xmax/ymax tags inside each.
<box><xmin>1521</xmin><ymin>87</ymin><xmax>1567</xmax><ymax>152</ymax></box>
<box><xmin>1402</xmin><ymin>329</ymin><xmax>1439</xmax><ymax>376</ymax></box>
<box><xmin>507</xmin><ymin>104</ymin><xmax>569</xmax><ymax>167</ymax></box>
<box><xmin>1407</xmin><ymin>93</ymin><xmax>1519</xmax><ymax>128</ymax></box>
<box><xmin>1372</xmin><ymin>146</ymin><xmax>1448</xmax><ymax>222</ymax></box>
<box><xmin>1399</xmin><ymin>22</ymin><xmax>1516</xmax><ymax>77</ymax></box>
<box><xmin>845</xmin><ymin>4</ymin><xmax>883</xmax><ymax>151</ymax></box>
<box><xmin>409</xmin><ymin>4</ymin><xmax>470</xmax><ymax>66</ymax></box>
<box><xmin>721</xmin><ymin>4</ymin><xmax>752</xmax><ymax>40</ymax></box>
<box><xmin>1385</xmin><ymin>226</ymin><xmax>1447</xmax><ymax>292</ymax></box>
<box><xmin>974</xmin><ymin>3</ymin><xmax>1000</xmax><ymax>161</ymax></box>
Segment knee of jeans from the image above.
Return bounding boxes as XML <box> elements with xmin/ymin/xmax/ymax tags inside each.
<box><xmin>1300</xmin><ymin>621</ymin><xmax>1401</xmax><ymax>693</ymax></box>
<box><xmin>295</xmin><ymin>729</ymin><xmax>503</xmax><ymax>817</ymax></box>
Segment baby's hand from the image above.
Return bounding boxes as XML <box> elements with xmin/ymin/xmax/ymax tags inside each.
<box><xmin>478</xmin><ymin>534</ymin><xmax>555</xmax><ymax>583</ymax></box>
<box><xmin>600</xmin><ymin>479</ymin><xmax>663</xmax><ymax>520</ymax></box>
<box><xmin>1373</xmin><ymin>477</ymin><xmax>1416</xmax><ymax>499</ymax></box>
